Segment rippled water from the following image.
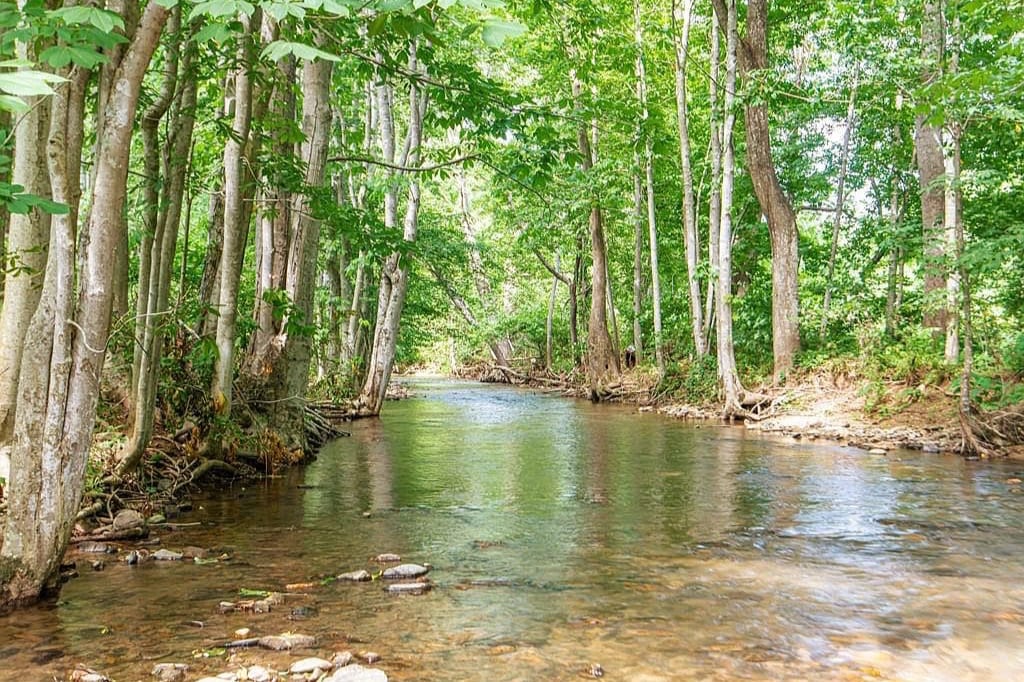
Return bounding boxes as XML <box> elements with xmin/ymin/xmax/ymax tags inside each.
<box><xmin>2</xmin><ymin>379</ymin><xmax>1024</xmax><ymax>681</ymax></box>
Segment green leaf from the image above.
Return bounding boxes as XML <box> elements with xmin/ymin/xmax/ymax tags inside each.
<box><xmin>50</xmin><ymin>6</ymin><xmax>125</xmax><ymax>32</ymax></box>
<box><xmin>480</xmin><ymin>19</ymin><xmax>526</xmax><ymax>47</ymax></box>
<box><xmin>0</xmin><ymin>70</ymin><xmax>65</xmax><ymax>98</ymax></box>
<box><xmin>194</xmin><ymin>21</ymin><xmax>232</xmax><ymax>43</ymax></box>
<box><xmin>261</xmin><ymin>40</ymin><xmax>341</xmax><ymax>63</ymax></box>
<box><xmin>0</xmin><ymin>94</ymin><xmax>28</xmax><ymax>113</ymax></box>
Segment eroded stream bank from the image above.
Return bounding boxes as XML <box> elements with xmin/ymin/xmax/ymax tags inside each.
<box><xmin>2</xmin><ymin>380</ymin><xmax>1024</xmax><ymax>681</ymax></box>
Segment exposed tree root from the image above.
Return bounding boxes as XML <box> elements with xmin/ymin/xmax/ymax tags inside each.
<box><xmin>959</xmin><ymin>402</ymin><xmax>1024</xmax><ymax>458</ymax></box>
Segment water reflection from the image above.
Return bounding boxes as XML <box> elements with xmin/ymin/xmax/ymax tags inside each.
<box><xmin>1</xmin><ymin>380</ymin><xmax>1023</xmax><ymax>680</ymax></box>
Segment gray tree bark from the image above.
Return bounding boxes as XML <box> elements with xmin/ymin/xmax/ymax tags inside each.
<box><xmin>1</xmin><ymin>2</ymin><xmax>168</xmax><ymax>607</ymax></box>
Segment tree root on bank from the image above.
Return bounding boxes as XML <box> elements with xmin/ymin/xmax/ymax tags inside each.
<box><xmin>959</xmin><ymin>403</ymin><xmax>1024</xmax><ymax>458</ymax></box>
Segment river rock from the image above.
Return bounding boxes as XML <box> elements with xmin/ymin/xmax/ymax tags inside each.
<box><xmin>243</xmin><ymin>665</ymin><xmax>272</xmax><ymax>682</ymax></box>
<box><xmin>112</xmin><ymin>509</ymin><xmax>144</xmax><ymax>531</ymax></box>
<box><xmin>69</xmin><ymin>668</ymin><xmax>109</xmax><ymax>682</ymax></box>
<box><xmin>386</xmin><ymin>582</ymin><xmax>431</xmax><ymax>595</ymax></box>
<box><xmin>326</xmin><ymin>664</ymin><xmax>388</xmax><ymax>682</ymax></box>
<box><xmin>338</xmin><ymin>570</ymin><xmax>372</xmax><ymax>582</ymax></box>
<box><xmin>332</xmin><ymin>651</ymin><xmax>355</xmax><ymax>667</ymax></box>
<box><xmin>151</xmin><ymin>663</ymin><xmax>188</xmax><ymax>682</ymax></box>
<box><xmin>77</xmin><ymin>541</ymin><xmax>114</xmax><ymax>554</ymax></box>
<box><xmin>147</xmin><ymin>514</ymin><xmax>166</xmax><ymax>525</ymax></box>
<box><xmin>289</xmin><ymin>657</ymin><xmax>332</xmax><ymax>675</ymax></box>
<box><xmin>258</xmin><ymin>632</ymin><xmax>316</xmax><ymax>650</ymax></box>
<box><xmin>373</xmin><ymin>553</ymin><xmax>401</xmax><ymax>563</ymax></box>
<box><xmin>381</xmin><ymin>563</ymin><xmax>428</xmax><ymax>580</ymax></box>
<box><xmin>868</xmin><ymin>447</ymin><xmax>888</xmax><ymax>455</ymax></box>
<box><xmin>152</xmin><ymin>549</ymin><xmax>183</xmax><ymax>561</ymax></box>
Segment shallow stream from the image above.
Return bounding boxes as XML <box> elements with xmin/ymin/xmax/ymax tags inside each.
<box><xmin>2</xmin><ymin>380</ymin><xmax>1024</xmax><ymax>680</ymax></box>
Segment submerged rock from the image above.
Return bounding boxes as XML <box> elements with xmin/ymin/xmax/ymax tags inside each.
<box><xmin>332</xmin><ymin>651</ymin><xmax>355</xmax><ymax>668</ymax></box>
<box><xmin>385</xmin><ymin>582</ymin><xmax>431</xmax><ymax>595</ymax></box>
<box><xmin>289</xmin><ymin>657</ymin><xmax>332</xmax><ymax>675</ymax></box>
<box><xmin>151</xmin><ymin>663</ymin><xmax>188</xmax><ymax>682</ymax></box>
<box><xmin>381</xmin><ymin>563</ymin><xmax>428</xmax><ymax>580</ymax></box>
<box><xmin>152</xmin><ymin>549</ymin><xmax>183</xmax><ymax>561</ymax></box>
<box><xmin>372</xmin><ymin>553</ymin><xmax>401</xmax><ymax>563</ymax></box>
<box><xmin>337</xmin><ymin>570</ymin><xmax>372</xmax><ymax>582</ymax></box>
<box><xmin>257</xmin><ymin>632</ymin><xmax>316</xmax><ymax>650</ymax></box>
<box><xmin>69</xmin><ymin>667</ymin><xmax>109</xmax><ymax>682</ymax></box>
<box><xmin>326</xmin><ymin>664</ymin><xmax>388</xmax><ymax>682</ymax></box>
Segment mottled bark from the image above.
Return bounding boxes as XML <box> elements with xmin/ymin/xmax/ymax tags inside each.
<box><xmin>1</xmin><ymin>3</ymin><xmax>168</xmax><ymax>607</ymax></box>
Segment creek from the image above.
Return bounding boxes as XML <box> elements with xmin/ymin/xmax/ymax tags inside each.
<box><xmin>2</xmin><ymin>379</ymin><xmax>1024</xmax><ymax>680</ymax></box>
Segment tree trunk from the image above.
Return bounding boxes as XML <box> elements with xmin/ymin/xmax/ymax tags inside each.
<box><xmin>885</xmin><ymin>181</ymin><xmax>901</xmax><ymax>338</ymax></box>
<box><xmin>570</xmin><ymin>69</ymin><xmax>617</xmax><ymax>397</ymax></box>
<box><xmin>0</xmin><ymin>45</ymin><xmax>53</xmax><ymax>445</ymax></box>
<box><xmin>356</xmin><ymin>47</ymin><xmax>425</xmax><ymax>416</ymax></box>
<box><xmin>546</xmin><ymin>252</ymin><xmax>561</xmax><ymax>370</ymax></box>
<box><xmin>703</xmin><ymin>17</ymin><xmax>722</xmax><ymax>348</ymax></box>
<box><xmin>915</xmin><ymin>0</ymin><xmax>948</xmax><ymax>336</ymax></box>
<box><xmin>211</xmin><ymin>12</ymin><xmax>259</xmax><ymax>418</ymax></box>
<box><xmin>819</xmin><ymin>78</ymin><xmax>857</xmax><ymax>338</ymax></box>
<box><xmin>674</xmin><ymin>0</ymin><xmax>705</xmax><ymax>357</ymax></box>
<box><xmin>119</xmin><ymin>13</ymin><xmax>198</xmax><ymax>473</ymax></box>
<box><xmin>632</xmin><ymin>172</ymin><xmax>645</xmax><ymax>362</ymax></box>
<box><xmin>634</xmin><ymin>0</ymin><xmax>664</xmax><ymax>375</ymax></box>
<box><xmin>1</xmin><ymin>3</ymin><xmax>168</xmax><ymax>607</ymax></box>
<box><xmin>269</xmin><ymin>56</ymin><xmax>333</xmax><ymax>450</ymax></box>
<box><xmin>711</xmin><ymin>0</ymin><xmax>800</xmax><ymax>382</ymax></box>
<box><xmin>714</xmin><ymin>0</ymin><xmax>748</xmax><ymax>416</ymax></box>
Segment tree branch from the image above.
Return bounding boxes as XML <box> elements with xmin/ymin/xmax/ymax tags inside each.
<box><xmin>326</xmin><ymin>153</ymin><xmax>479</xmax><ymax>173</ymax></box>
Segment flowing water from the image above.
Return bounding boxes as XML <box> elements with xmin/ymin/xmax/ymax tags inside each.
<box><xmin>2</xmin><ymin>380</ymin><xmax>1024</xmax><ymax>681</ymax></box>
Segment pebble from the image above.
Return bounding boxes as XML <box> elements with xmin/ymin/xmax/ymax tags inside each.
<box><xmin>290</xmin><ymin>657</ymin><xmax>333</xmax><ymax>674</ymax></box>
<box><xmin>152</xmin><ymin>549</ymin><xmax>183</xmax><ymax>561</ymax></box>
<box><xmin>151</xmin><ymin>663</ymin><xmax>188</xmax><ymax>682</ymax></box>
<box><xmin>326</xmin><ymin>664</ymin><xmax>388</xmax><ymax>682</ymax></box>
<box><xmin>381</xmin><ymin>564</ymin><xmax>428</xmax><ymax>580</ymax></box>
<box><xmin>337</xmin><ymin>570</ymin><xmax>372</xmax><ymax>582</ymax></box>
<box><xmin>257</xmin><ymin>633</ymin><xmax>316</xmax><ymax>650</ymax></box>
<box><xmin>69</xmin><ymin>668</ymin><xmax>109</xmax><ymax>682</ymax></box>
<box><xmin>360</xmin><ymin>652</ymin><xmax>381</xmax><ymax>664</ymax></box>
<box><xmin>234</xmin><ymin>628</ymin><xmax>251</xmax><ymax>637</ymax></box>
<box><xmin>868</xmin><ymin>448</ymin><xmax>887</xmax><ymax>455</ymax></box>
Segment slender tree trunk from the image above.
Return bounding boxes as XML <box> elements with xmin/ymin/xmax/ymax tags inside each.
<box><xmin>916</xmin><ymin>0</ymin><xmax>948</xmax><ymax>337</ymax></box>
<box><xmin>546</xmin><ymin>252</ymin><xmax>561</xmax><ymax>370</ymax></box>
<box><xmin>632</xmin><ymin>172</ymin><xmax>644</xmax><ymax>362</ymax></box>
<box><xmin>197</xmin><ymin>181</ymin><xmax>224</xmax><ymax>337</ymax></box>
<box><xmin>714</xmin><ymin>0</ymin><xmax>747</xmax><ymax>416</ymax></box>
<box><xmin>703</xmin><ymin>18</ymin><xmax>722</xmax><ymax>347</ymax></box>
<box><xmin>571</xmin><ymin>69</ymin><xmax>617</xmax><ymax>396</ymax></box>
<box><xmin>1</xmin><ymin>3</ymin><xmax>168</xmax><ymax>607</ymax></box>
<box><xmin>674</xmin><ymin>0</ymin><xmax>705</xmax><ymax>357</ymax></box>
<box><xmin>634</xmin><ymin>0</ymin><xmax>663</xmax><ymax>375</ymax></box>
<box><xmin>885</xmin><ymin>182</ymin><xmax>901</xmax><ymax>337</ymax></box>
<box><xmin>357</xmin><ymin>47</ymin><xmax>425</xmax><ymax>416</ymax></box>
<box><xmin>211</xmin><ymin>12</ymin><xmax>259</xmax><ymax>418</ymax></box>
<box><xmin>942</xmin><ymin>18</ymin><xmax>960</xmax><ymax>364</ymax></box>
<box><xmin>120</xmin><ymin>14</ymin><xmax>199</xmax><ymax>473</ymax></box>
<box><xmin>820</xmin><ymin>78</ymin><xmax>857</xmax><ymax>338</ymax></box>
<box><xmin>0</xmin><ymin>45</ymin><xmax>53</xmax><ymax>445</ymax></box>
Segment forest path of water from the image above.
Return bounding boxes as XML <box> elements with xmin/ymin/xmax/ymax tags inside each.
<box><xmin>2</xmin><ymin>379</ymin><xmax>1024</xmax><ymax>681</ymax></box>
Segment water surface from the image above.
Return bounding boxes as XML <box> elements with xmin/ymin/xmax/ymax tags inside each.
<box><xmin>2</xmin><ymin>380</ymin><xmax>1024</xmax><ymax>681</ymax></box>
